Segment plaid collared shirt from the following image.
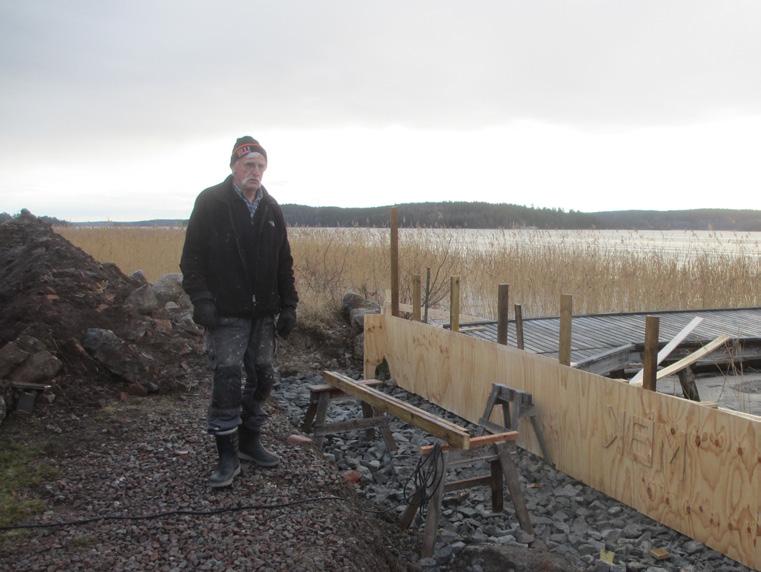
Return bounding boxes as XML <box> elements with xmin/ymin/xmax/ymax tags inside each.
<box><xmin>233</xmin><ymin>184</ymin><xmax>263</xmax><ymax>221</ymax></box>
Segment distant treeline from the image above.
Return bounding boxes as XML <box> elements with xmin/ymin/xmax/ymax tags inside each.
<box><xmin>9</xmin><ymin>203</ymin><xmax>761</xmax><ymax>231</ymax></box>
<box><xmin>281</xmin><ymin>203</ymin><xmax>761</xmax><ymax>231</ymax></box>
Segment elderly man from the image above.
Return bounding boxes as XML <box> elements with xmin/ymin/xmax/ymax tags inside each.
<box><xmin>181</xmin><ymin>136</ymin><xmax>298</xmax><ymax>488</ymax></box>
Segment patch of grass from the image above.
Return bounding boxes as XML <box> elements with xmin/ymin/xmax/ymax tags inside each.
<box><xmin>0</xmin><ymin>441</ymin><xmax>59</xmax><ymax>527</ymax></box>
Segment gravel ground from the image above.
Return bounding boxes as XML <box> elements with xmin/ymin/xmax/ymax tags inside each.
<box><xmin>277</xmin><ymin>371</ymin><xmax>755</xmax><ymax>572</ymax></box>
<box><xmin>0</xmin><ymin>381</ymin><xmax>418</xmax><ymax>571</ymax></box>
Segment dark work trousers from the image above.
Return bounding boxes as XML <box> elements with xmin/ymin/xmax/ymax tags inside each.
<box><xmin>204</xmin><ymin>316</ymin><xmax>276</xmax><ymax>435</ymax></box>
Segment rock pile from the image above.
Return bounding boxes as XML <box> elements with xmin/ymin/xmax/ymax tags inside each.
<box><xmin>0</xmin><ymin>213</ymin><xmax>206</xmax><ymax>423</ymax></box>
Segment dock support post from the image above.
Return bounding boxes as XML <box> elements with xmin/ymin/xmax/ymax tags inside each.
<box><xmin>450</xmin><ymin>276</ymin><xmax>460</xmax><ymax>332</ymax></box>
<box><xmin>559</xmin><ymin>294</ymin><xmax>572</xmax><ymax>366</ymax></box>
<box><xmin>412</xmin><ymin>275</ymin><xmax>422</xmax><ymax>321</ymax></box>
<box><xmin>390</xmin><ymin>207</ymin><xmax>399</xmax><ymax>317</ymax></box>
<box><xmin>423</xmin><ymin>267</ymin><xmax>431</xmax><ymax>323</ymax></box>
<box><xmin>643</xmin><ymin>316</ymin><xmax>660</xmax><ymax>391</ymax></box>
<box><xmin>497</xmin><ymin>284</ymin><xmax>509</xmax><ymax>345</ymax></box>
<box><xmin>514</xmin><ymin>304</ymin><xmax>524</xmax><ymax>350</ymax></box>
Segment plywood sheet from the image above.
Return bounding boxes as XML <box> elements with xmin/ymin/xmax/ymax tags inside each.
<box><xmin>366</xmin><ymin>315</ymin><xmax>761</xmax><ymax>570</ymax></box>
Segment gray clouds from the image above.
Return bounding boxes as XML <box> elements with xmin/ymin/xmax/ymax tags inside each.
<box><xmin>1</xmin><ymin>0</ymin><xmax>760</xmax><ymax>147</ymax></box>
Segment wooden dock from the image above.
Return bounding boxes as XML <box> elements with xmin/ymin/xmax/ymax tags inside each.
<box><xmin>454</xmin><ymin>307</ymin><xmax>761</xmax><ymax>374</ymax></box>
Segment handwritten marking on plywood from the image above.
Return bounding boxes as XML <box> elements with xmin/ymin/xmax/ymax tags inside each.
<box><xmin>366</xmin><ymin>315</ymin><xmax>761</xmax><ymax>570</ymax></box>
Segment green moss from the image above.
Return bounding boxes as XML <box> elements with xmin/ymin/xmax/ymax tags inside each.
<box><xmin>0</xmin><ymin>440</ymin><xmax>59</xmax><ymax>528</ymax></box>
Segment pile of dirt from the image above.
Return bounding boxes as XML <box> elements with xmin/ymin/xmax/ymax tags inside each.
<box><xmin>0</xmin><ymin>212</ymin><xmax>206</xmax><ymax>415</ymax></box>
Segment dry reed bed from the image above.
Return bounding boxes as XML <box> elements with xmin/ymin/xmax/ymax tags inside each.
<box><xmin>55</xmin><ymin>226</ymin><xmax>761</xmax><ymax>320</ymax></box>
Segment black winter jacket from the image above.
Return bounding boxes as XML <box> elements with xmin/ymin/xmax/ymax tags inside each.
<box><xmin>180</xmin><ymin>176</ymin><xmax>298</xmax><ymax>318</ymax></box>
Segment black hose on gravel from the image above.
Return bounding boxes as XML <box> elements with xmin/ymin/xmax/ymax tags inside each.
<box><xmin>402</xmin><ymin>442</ymin><xmax>445</xmax><ymax>525</ymax></box>
<box><xmin>0</xmin><ymin>495</ymin><xmax>346</xmax><ymax>531</ymax></box>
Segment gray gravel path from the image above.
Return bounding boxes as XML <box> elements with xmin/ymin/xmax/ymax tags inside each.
<box><xmin>0</xmin><ymin>384</ymin><xmax>418</xmax><ymax>571</ymax></box>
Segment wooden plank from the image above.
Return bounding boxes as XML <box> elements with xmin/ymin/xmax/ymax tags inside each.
<box><xmin>367</xmin><ymin>314</ymin><xmax>761</xmax><ymax>570</ymax></box>
<box><xmin>572</xmin><ymin>344</ymin><xmax>635</xmax><ymax>375</ymax></box>
<box><xmin>497</xmin><ymin>284</ymin><xmax>509</xmax><ymax>345</ymax></box>
<box><xmin>363</xmin><ymin>313</ymin><xmax>387</xmax><ymax>379</ymax></box>
<box><xmin>559</xmin><ymin>294</ymin><xmax>572</xmax><ymax>365</ymax></box>
<box><xmin>497</xmin><ymin>444</ymin><xmax>533</xmax><ymax>533</ymax></box>
<box><xmin>450</xmin><ymin>276</ymin><xmax>460</xmax><ymax>332</ymax></box>
<box><xmin>412</xmin><ymin>274</ymin><xmax>422</xmax><ymax>321</ymax></box>
<box><xmin>312</xmin><ymin>416</ymin><xmax>388</xmax><ymax>435</ymax></box>
<box><xmin>420</xmin><ymin>432</ymin><xmax>518</xmax><ymax>454</ymax></box>
<box><xmin>321</xmin><ymin>371</ymin><xmax>471</xmax><ymax>449</ymax></box>
<box><xmin>656</xmin><ymin>335</ymin><xmax>731</xmax><ymax>380</ymax></box>
<box><xmin>643</xmin><ymin>316</ymin><xmax>660</xmax><ymax>391</ymax></box>
<box><xmin>444</xmin><ymin>474</ymin><xmax>493</xmax><ymax>493</ymax></box>
<box><xmin>514</xmin><ymin>304</ymin><xmax>524</xmax><ymax>350</ymax></box>
<box><xmin>422</xmin><ymin>451</ymin><xmax>448</xmax><ymax>556</ymax></box>
<box><xmin>308</xmin><ymin>379</ymin><xmax>383</xmax><ymax>400</ymax></box>
<box><xmin>631</xmin><ymin>317</ymin><xmax>703</xmax><ymax>386</ymax></box>
<box><xmin>390</xmin><ymin>207</ymin><xmax>399</xmax><ymax>317</ymax></box>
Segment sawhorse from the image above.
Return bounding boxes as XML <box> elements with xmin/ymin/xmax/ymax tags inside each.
<box><xmin>401</xmin><ymin>432</ymin><xmax>534</xmax><ymax>557</ymax></box>
<box><xmin>479</xmin><ymin>383</ymin><xmax>552</xmax><ymax>465</ymax></box>
<box><xmin>302</xmin><ymin>379</ymin><xmax>397</xmax><ymax>451</ymax></box>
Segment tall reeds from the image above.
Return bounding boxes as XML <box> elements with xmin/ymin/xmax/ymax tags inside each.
<box><xmin>56</xmin><ymin>226</ymin><xmax>761</xmax><ymax>320</ymax></box>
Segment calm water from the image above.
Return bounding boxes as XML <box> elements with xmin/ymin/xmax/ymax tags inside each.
<box><xmin>290</xmin><ymin>227</ymin><xmax>761</xmax><ymax>261</ymax></box>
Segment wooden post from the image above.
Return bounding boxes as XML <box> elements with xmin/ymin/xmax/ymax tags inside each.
<box><xmin>497</xmin><ymin>284</ymin><xmax>509</xmax><ymax>345</ymax></box>
<box><xmin>423</xmin><ymin>267</ymin><xmax>431</xmax><ymax>324</ymax></box>
<box><xmin>514</xmin><ymin>304</ymin><xmax>524</xmax><ymax>350</ymax></box>
<box><xmin>643</xmin><ymin>315</ymin><xmax>660</xmax><ymax>391</ymax></box>
<box><xmin>390</xmin><ymin>208</ymin><xmax>399</xmax><ymax>317</ymax></box>
<box><xmin>450</xmin><ymin>276</ymin><xmax>460</xmax><ymax>332</ymax></box>
<box><xmin>559</xmin><ymin>294</ymin><xmax>572</xmax><ymax>366</ymax></box>
<box><xmin>412</xmin><ymin>275</ymin><xmax>422</xmax><ymax>321</ymax></box>
<box><xmin>677</xmin><ymin>367</ymin><xmax>701</xmax><ymax>401</ymax></box>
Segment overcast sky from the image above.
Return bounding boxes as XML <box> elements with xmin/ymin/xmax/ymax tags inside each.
<box><xmin>1</xmin><ymin>1</ymin><xmax>760</xmax><ymax>221</ymax></box>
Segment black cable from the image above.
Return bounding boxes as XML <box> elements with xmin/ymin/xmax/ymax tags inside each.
<box><xmin>0</xmin><ymin>495</ymin><xmax>346</xmax><ymax>531</ymax></box>
<box><xmin>402</xmin><ymin>442</ymin><xmax>445</xmax><ymax>525</ymax></box>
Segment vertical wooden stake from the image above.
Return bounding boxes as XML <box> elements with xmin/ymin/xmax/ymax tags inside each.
<box><xmin>497</xmin><ymin>284</ymin><xmax>509</xmax><ymax>345</ymax></box>
<box><xmin>559</xmin><ymin>294</ymin><xmax>572</xmax><ymax>366</ymax></box>
<box><xmin>423</xmin><ymin>267</ymin><xmax>431</xmax><ymax>324</ymax></box>
<box><xmin>390</xmin><ymin>208</ymin><xmax>399</xmax><ymax>317</ymax></box>
<box><xmin>412</xmin><ymin>275</ymin><xmax>422</xmax><ymax>321</ymax></box>
<box><xmin>643</xmin><ymin>315</ymin><xmax>660</xmax><ymax>391</ymax></box>
<box><xmin>450</xmin><ymin>276</ymin><xmax>460</xmax><ymax>332</ymax></box>
<box><xmin>514</xmin><ymin>304</ymin><xmax>524</xmax><ymax>350</ymax></box>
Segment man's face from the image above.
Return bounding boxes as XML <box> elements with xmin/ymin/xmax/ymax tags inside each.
<box><xmin>232</xmin><ymin>153</ymin><xmax>267</xmax><ymax>194</ymax></box>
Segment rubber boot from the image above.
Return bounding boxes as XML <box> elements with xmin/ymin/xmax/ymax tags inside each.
<box><xmin>239</xmin><ymin>425</ymin><xmax>280</xmax><ymax>467</ymax></box>
<box><xmin>208</xmin><ymin>432</ymin><xmax>241</xmax><ymax>488</ymax></box>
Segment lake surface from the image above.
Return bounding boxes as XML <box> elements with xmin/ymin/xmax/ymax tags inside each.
<box><xmin>289</xmin><ymin>227</ymin><xmax>761</xmax><ymax>261</ymax></box>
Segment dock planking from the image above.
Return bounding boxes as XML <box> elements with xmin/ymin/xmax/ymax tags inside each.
<box><xmin>453</xmin><ymin>307</ymin><xmax>761</xmax><ymax>366</ymax></box>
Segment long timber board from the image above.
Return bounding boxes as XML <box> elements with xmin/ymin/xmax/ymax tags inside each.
<box><xmin>364</xmin><ymin>314</ymin><xmax>761</xmax><ymax>570</ymax></box>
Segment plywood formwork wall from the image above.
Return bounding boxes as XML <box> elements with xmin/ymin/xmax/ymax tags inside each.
<box><xmin>364</xmin><ymin>314</ymin><xmax>761</xmax><ymax>570</ymax></box>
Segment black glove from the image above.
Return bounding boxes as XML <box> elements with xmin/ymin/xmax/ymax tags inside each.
<box><xmin>192</xmin><ymin>298</ymin><xmax>218</xmax><ymax>329</ymax></box>
<box><xmin>276</xmin><ymin>307</ymin><xmax>297</xmax><ymax>338</ymax></box>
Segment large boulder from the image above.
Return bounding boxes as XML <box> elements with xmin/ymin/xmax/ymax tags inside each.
<box><xmin>341</xmin><ymin>292</ymin><xmax>380</xmax><ymax>318</ymax></box>
<box><xmin>152</xmin><ymin>273</ymin><xmax>186</xmax><ymax>305</ymax></box>
<box><xmin>0</xmin><ymin>342</ymin><xmax>30</xmax><ymax>378</ymax></box>
<box><xmin>10</xmin><ymin>351</ymin><xmax>62</xmax><ymax>384</ymax></box>
<box><xmin>81</xmin><ymin>328</ymin><xmax>148</xmax><ymax>384</ymax></box>
<box><xmin>125</xmin><ymin>284</ymin><xmax>160</xmax><ymax>315</ymax></box>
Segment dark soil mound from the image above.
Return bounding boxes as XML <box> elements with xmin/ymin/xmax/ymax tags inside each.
<box><xmin>0</xmin><ymin>213</ymin><xmax>205</xmax><ymax>412</ymax></box>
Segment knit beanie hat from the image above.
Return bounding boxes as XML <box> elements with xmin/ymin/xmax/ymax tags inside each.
<box><xmin>230</xmin><ymin>136</ymin><xmax>267</xmax><ymax>166</ymax></box>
